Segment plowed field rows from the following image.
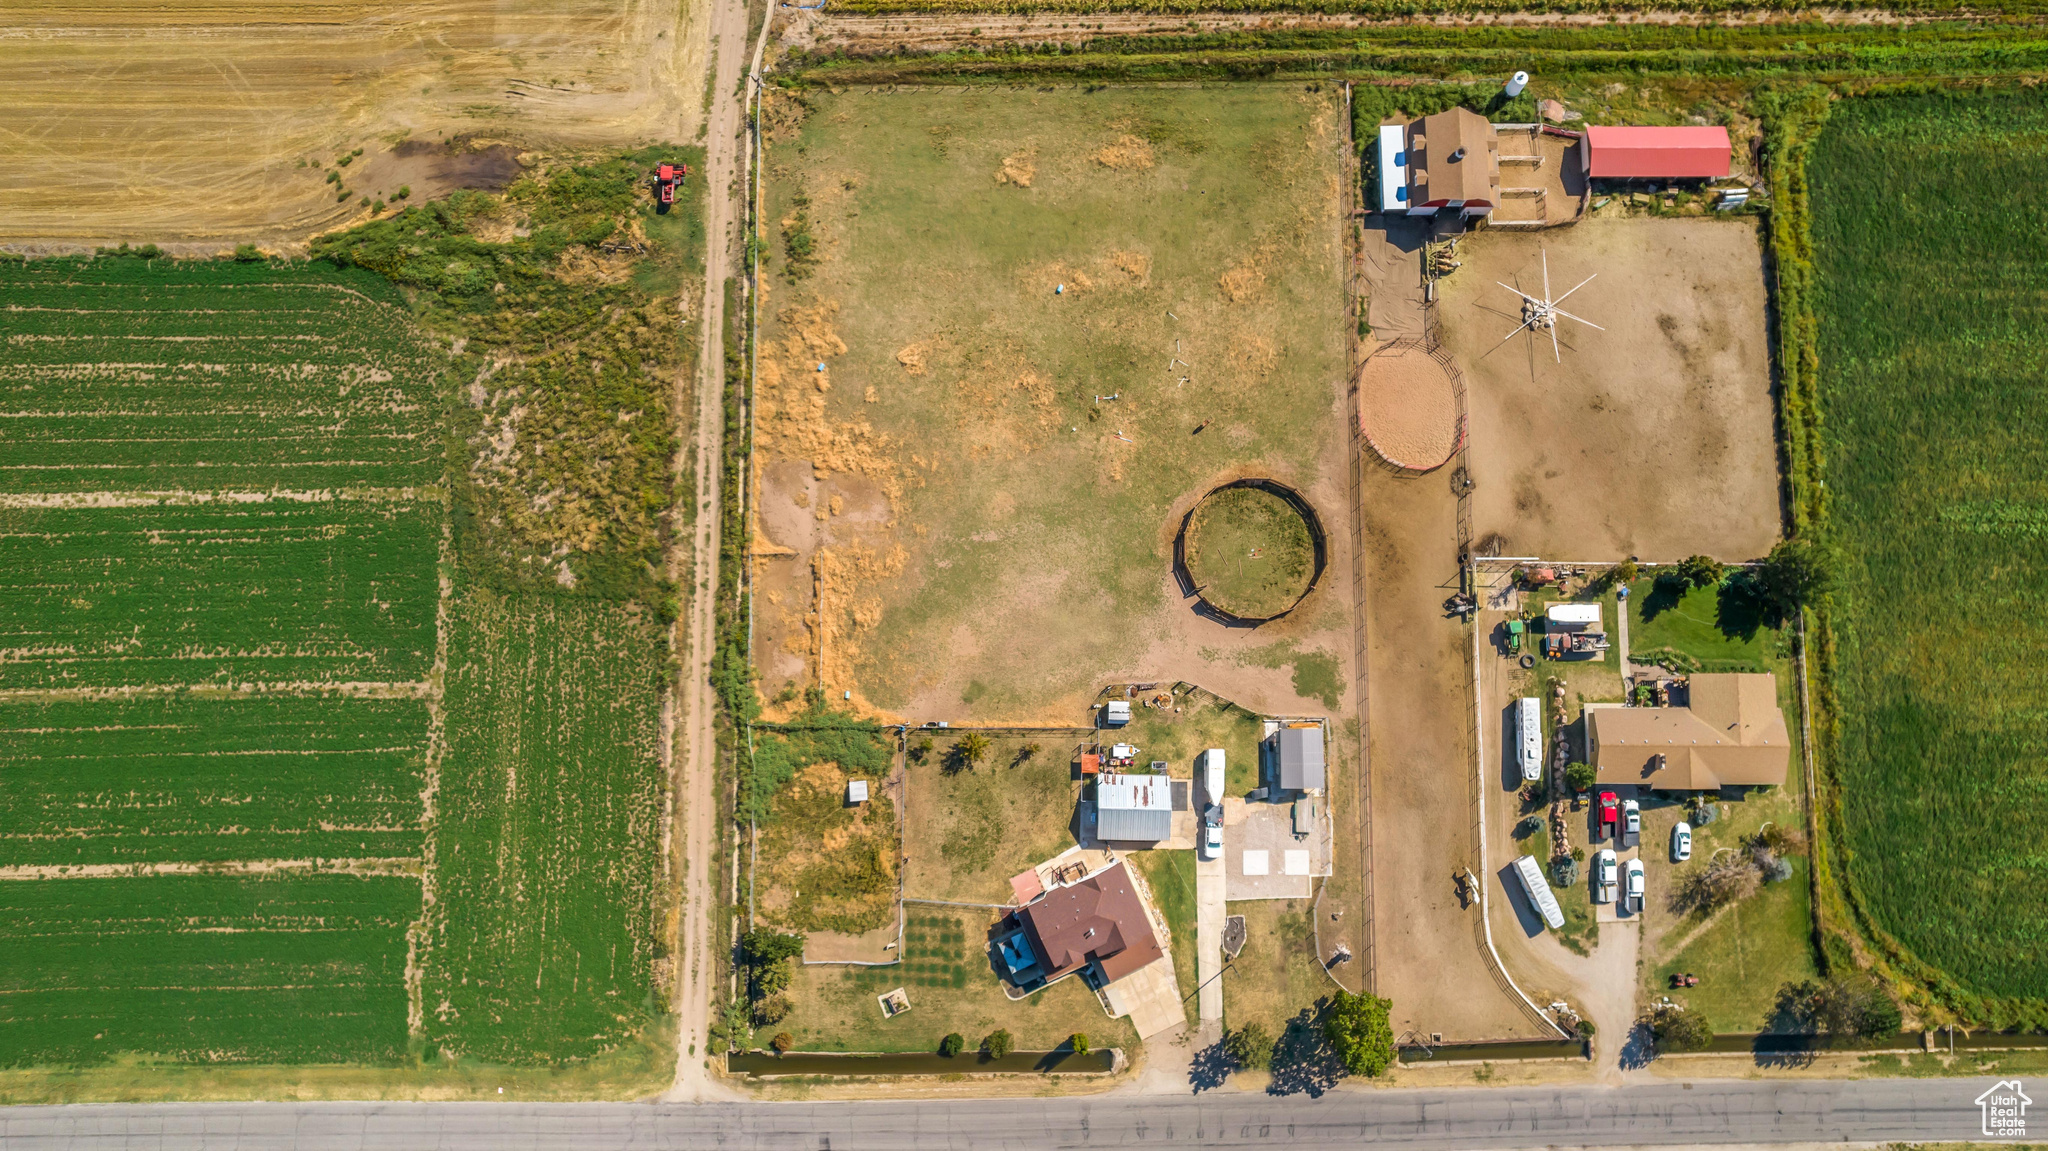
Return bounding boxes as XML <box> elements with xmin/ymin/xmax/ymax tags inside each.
<box><xmin>421</xmin><ymin>588</ymin><xmax>665</xmax><ymax>1063</ymax></box>
<box><xmin>0</xmin><ymin>260</ymin><xmax>440</xmax><ymax>492</ymax></box>
<box><xmin>0</xmin><ymin>695</ymin><xmax>429</xmax><ymax>866</ymax></box>
<box><xmin>0</xmin><ymin>500</ymin><xmax>440</xmax><ymax>689</ymax></box>
<box><xmin>0</xmin><ymin>873</ymin><xmax>417</xmax><ymax>1065</ymax></box>
<box><xmin>0</xmin><ymin>258</ymin><xmax>443</xmax><ymax>1068</ymax></box>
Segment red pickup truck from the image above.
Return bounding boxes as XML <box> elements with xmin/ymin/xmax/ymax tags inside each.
<box><xmin>1598</xmin><ymin>791</ymin><xmax>1620</xmax><ymax>841</ymax></box>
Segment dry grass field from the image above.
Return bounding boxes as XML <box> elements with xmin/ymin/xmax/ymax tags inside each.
<box><xmin>751</xmin><ymin>84</ymin><xmax>1352</xmax><ymax>725</ymax></box>
<box><xmin>0</xmin><ymin>0</ymin><xmax>702</xmax><ymax>246</ymax></box>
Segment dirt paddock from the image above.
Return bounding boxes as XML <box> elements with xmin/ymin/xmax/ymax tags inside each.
<box><xmin>1440</xmin><ymin>217</ymin><xmax>1782</xmax><ymax>563</ymax></box>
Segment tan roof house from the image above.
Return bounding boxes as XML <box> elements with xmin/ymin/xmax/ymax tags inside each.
<box><xmin>1587</xmin><ymin>673</ymin><xmax>1790</xmax><ymax>790</ymax></box>
<box><xmin>998</xmin><ymin>861</ymin><xmax>1164</xmax><ymax>988</ymax></box>
<box><xmin>1405</xmin><ymin>108</ymin><xmax>1500</xmax><ymax>219</ymax></box>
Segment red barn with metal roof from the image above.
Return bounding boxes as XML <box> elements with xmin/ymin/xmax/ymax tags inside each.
<box><xmin>1585</xmin><ymin>125</ymin><xmax>1731</xmax><ymax>179</ymax></box>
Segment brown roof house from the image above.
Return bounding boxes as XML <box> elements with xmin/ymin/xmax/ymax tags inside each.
<box><xmin>1587</xmin><ymin>673</ymin><xmax>1790</xmax><ymax>791</ymax></box>
<box><xmin>993</xmin><ymin>860</ymin><xmax>1163</xmax><ymax>992</ymax></box>
<box><xmin>1405</xmin><ymin>108</ymin><xmax>1500</xmax><ymax>220</ymax></box>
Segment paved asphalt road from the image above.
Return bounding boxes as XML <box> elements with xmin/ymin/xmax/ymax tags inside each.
<box><xmin>0</xmin><ymin>1077</ymin><xmax>2011</xmax><ymax>1149</ymax></box>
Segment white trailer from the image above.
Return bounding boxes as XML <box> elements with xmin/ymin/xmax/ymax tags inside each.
<box><xmin>1512</xmin><ymin>854</ymin><xmax>1565</xmax><ymax>931</ymax></box>
<box><xmin>1200</xmin><ymin>748</ymin><xmax>1226</xmax><ymax>808</ymax></box>
<box><xmin>1516</xmin><ymin>697</ymin><xmax>1542</xmax><ymax>782</ymax></box>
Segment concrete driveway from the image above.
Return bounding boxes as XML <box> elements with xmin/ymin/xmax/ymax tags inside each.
<box><xmin>1101</xmin><ymin>955</ymin><xmax>1186</xmax><ymax>1040</ymax></box>
<box><xmin>1196</xmin><ymin>850</ymin><xmax>1225</xmax><ymax>1022</ymax></box>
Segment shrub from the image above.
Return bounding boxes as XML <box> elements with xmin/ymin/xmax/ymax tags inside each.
<box><xmin>1575</xmin><ymin>1017</ymin><xmax>1596</xmax><ymax>1038</ymax></box>
<box><xmin>1552</xmin><ymin>856</ymin><xmax>1579</xmax><ymax>887</ymax></box>
<box><xmin>1324</xmin><ymin>991</ymin><xmax>1395</xmax><ymax>1078</ymax></box>
<box><xmin>395</xmin><ymin>185</ymin><xmax>411</xmax><ymax>199</ymax></box>
<box><xmin>1649</xmin><ymin>1006</ymin><xmax>1713</xmax><ymax>1053</ymax></box>
<box><xmin>232</xmin><ymin>243</ymin><xmax>263</xmax><ymax>262</ymax></box>
<box><xmin>770</xmin><ymin>1031</ymin><xmax>794</xmax><ymax>1054</ymax></box>
<box><xmin>956</xmin><ymin>731</ymin><xmax>991</xmax><ymax>768</ymax></box>
<box><xmin>1693</xmin><ymin>801</ymin><xmax>1719</xmax><ymax>826</ymax></box>
<box><xmin>1068</xmin><ymin>1032</ymin><xmax>1090</xmax><ymax>1055</ymax></box>
<box><xmin>1224</xmin><ymin>1021</ymin><xmax>1273</xmax><ymax>1070</ymax></box>
<box><xmin>752</xmin><ymin>996</ymin><xmax>791</xmax><ymax>1027</ymax></box>
<box><xmin>741</xmin><ymin>929</ymin><xmax>807</xmax><ymax>966</ymax></box>
<box><xmin>982</xmin><ymin>1029</ymin><xmax>1014</xmax><ymax>1059</ymax></box>
<box><xmin>1677</xmin><ymin>554</ymin><xmax>1726</xmax><ymax>588</ymax></box>
<box><xmin>939</xmin><ymin>1032</ymin><xmax>965</xmax><ymax>1057</ymax></box>
<box><xmin>1565</xmin><ymin>762</ymin><xmax>1597</xmax><ymax>794</ymax></box>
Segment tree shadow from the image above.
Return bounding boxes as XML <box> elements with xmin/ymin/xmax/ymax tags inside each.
<box><xmin>1716</xmin><ymin>572</ymin><xmax>1771</xmax><ymax>639</ymax></box>
<box><xmin>1619</xmin><ymin>1020</ymin><xmax>1658</xmax><ymax>1070</ymax></box>
<box><xmin>1189</xmin><ymin>1036</ymin><xmax>1234</xmax><ymax>1093</ymax></box>
<box><xmin>941</xmin><ymin>743</ymin><xmax>976</xmax><ymax>776</ymax></box>
<box><xmin>1638</xmin><ymin>576</ymin><xmax>1684</xmax><ymax>623</ymax></box>
<box><xmin>1267</xmin><ymin>1003</ymin><xmax>1344</xmax><ymax>1097</ymax></box>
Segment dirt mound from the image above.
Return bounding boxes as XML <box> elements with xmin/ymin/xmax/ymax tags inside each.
<box><xmin>996</xmin><ymin>149</ymin><xmax>1036</xmax><ymax>187</ymax></box>
<box><xmin>1356</xmin><ymin>340</ymin><xmax>1465</xmax><ymax>473</ymax></box>
<box><xmin>1092</xmin><ymin>134</ymin><xmax>1155</xmax><ymax>171</ymax></box>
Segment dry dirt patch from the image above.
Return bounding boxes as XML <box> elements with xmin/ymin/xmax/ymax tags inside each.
<box><xmin>1439</xmin><ymin>217</ymin><xmax>1781</xmax><ymax>562</ymax></box>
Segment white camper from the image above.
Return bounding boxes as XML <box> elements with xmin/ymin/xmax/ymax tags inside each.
<box><xmin>1200</xmin><ymin>748</ymin><xmax>1226</xmax><ymax>808</ymax></box>
<box><xmin>1512</xmin><ymin>854</ymin><xmax>1565</xmax><ymax>930</ymax></box>
<box><xmin>1516</xmin><ymin>697</ymin><xmax>1542</xmax><ymax>783</ymax></box>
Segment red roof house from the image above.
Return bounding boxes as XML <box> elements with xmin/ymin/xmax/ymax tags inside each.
<box><xmin>1585</xmin><ymin>126</ymin><xmax>1731</xmax><ymax>179</ymax></box>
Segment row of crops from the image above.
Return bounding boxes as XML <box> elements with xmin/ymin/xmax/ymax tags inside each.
<box><xmin>0</xmin><ymin>259</ymin><xmax>442</xmax><ymax>1065</ymax></box>
<box><xmin>1811</xmin><ymin>90</ymin><xmax>2048</xmax><ymax>1007</ymax></box>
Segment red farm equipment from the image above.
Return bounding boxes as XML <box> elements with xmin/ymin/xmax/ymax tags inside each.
<box><xmin>654</xmin><ymin>162</ymin><xmax>689</xmax><ymax>206</ymax></box>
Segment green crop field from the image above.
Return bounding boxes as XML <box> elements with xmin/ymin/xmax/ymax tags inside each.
<box><xmin>0</xmin><ymin>873</ymin><xmax>417</xmax><ymax>1065</ymax></box>
<box><xmin>0</xmin><ymin>694</ymin><xmax>428</xmax><ymax>866</ymax></box>
<box><xmin>1811</xmin><ymin>90</ymin><xmax>2048</xmax><ymax>1003</ymax></box>
<box><xmin>421</xmin><ymin>589</ymin><xmax>666</xmax><ymax>1064</ymax></box>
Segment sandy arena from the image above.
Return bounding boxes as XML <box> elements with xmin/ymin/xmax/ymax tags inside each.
<box><xmin>1440</xmin><ymin>216</ymin><xmax>1783</xmax><ymax>562</ymax></box>
<box><xmin>1356</xmin><ymin>339</ymin><xmax>1464</xmax><ymax>473</ymax></box>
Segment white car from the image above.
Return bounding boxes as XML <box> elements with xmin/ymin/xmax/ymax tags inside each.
<box><xmin>1624</xmin><ymin>858</ymin><xmax>1645</xmax><ymax>911</ymax></box>
<box><xmin>1595</xmin><ymin>849</ymin><xmax>1618</xmax><ymax>903</ymax></box>
<box><xmin>1672</xmin><ymin>821</ymin><xmax>1693</xmax><ymax>862</ymax></box>
<box><xmin>1201</xmin><ymin>810</ymin><xmax>1223</xmax><ymax>860</ymax></box>
<box><xmin>1623</xmin><ymin>800</ymin><xmax>1641</xmax><ymax>838</ymax></box>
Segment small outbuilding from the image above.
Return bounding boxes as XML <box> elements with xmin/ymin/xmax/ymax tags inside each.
<box><xmin>1094</xmin><ymin>772</ymin><xmax>1173</xmax><ymax>844</ymax></box>
<box><xmin>847</xmin><ymin>779</ymin><xmax>869</xmax><ymax>804</ymax></box>
<box><xmin>1273</xmin><ymin>725</ymin><xmax>1326</xmax><ymax>794</ymax></box>
<box><xmin>1584</xmin><ymin>125</ymin><xmax>1732</xmax><ymax>180</ymax></box>
<box><xmin>1103</xmin><ymin>700</ymin><xmax>1132</xmax><ymax>727</ymax></box>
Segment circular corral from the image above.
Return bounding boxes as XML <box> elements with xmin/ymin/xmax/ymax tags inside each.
<box><xmin>1174</xmin><ymin>480</ymin><xmax>1328</xmax><ymax>626</ymax></box>
<box><xmin>1356</xmin><ymin>338</ymin><xmax>1468</xmax><ymax>474</ymax></box>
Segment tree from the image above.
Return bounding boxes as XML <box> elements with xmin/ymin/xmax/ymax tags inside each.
<box><xmin>232</xmin><ymin>243</ymin><xmax>264</xmax><ymax>262</ymax></box>
<box><xmin>1323</xmin><ymin>991</ymin><xmax>1395</xmax><ymax>1077</ymax></box>
<box><xmin>1224</xmin><ymin>1022</ymin><xmax>1274</xmax><ymax>1070</ymax></box>
<box><xmin>770</xmin><ymin>1031</ymin><xmax>794</xmax><ymax>1054</ymax></box>
<box><xmin>1607</xmin><ymin>560</ymin><xmax>1640</xmax><ymax>586</ymax></box>
<box><xmin>740</xmin><ymin>929</ymin><xmax>807</xmax><ymax>967</ymax></box>
<box><xmin>751</xmin><ymin>995</ymin><xmax>791</xmax><ymax>1027</ymax></box>
<box><xmin>938</xmin><ymin>1032</ymin><xmax>965</xmax><ymax>1058</ymax></box>
<box><xmin>1677</xmin><ymin>554</ymin><xmax>1726</xmax><ymax>588</ymax></box>
<box><xmin>1673</xmin><ymin>856</ymin><xmax>1760</xmax><ymax>914</ymax></box>
<box><xmin>1068</xmin><ymin>1033</ymin><xmax>1090</xmax><ymax>1055</ymax></box>
<box><xmin>1649</xmin><ymin>1005</ymin><xmax>1713</xmax><ymax>1052</ymax></box>
<box><xmin>982</xmin><ymin>1029</ymin><xmax>1014</xmax><ymax>1059</ymax></box>
<box><xmin>1565</xmin><ymin>762</ymin><xmax>1597</xmax><ymax>794</ymax></box>
<box><xmin>1756</xmin><ymin>538</ymin><xmax>1837</xmax><ymax>612</ymax></box>
<box><xmin>1774</xmin><ymin>977</ymin><xmax>1902</xmax><ymax>1039</ymax></box>
<box><xmin>957</xmin><ymin>731</ymin><xmax>991</xmax><ymax>768</ymax></box>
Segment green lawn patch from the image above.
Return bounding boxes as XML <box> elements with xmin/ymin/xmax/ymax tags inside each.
<box><xmin>1184</xmin><ymin>486</ymin><xmax>1315</xmax><ymax>620</ymax></box>
<box><xmin>1627</xmin><ymin>577</ymin><xmax>1779</xmax><ymax>675</ymax></box>
<box><xmin>1651</xmin><ymin>856</ymin><xmax>1819</xmax><ymax>1034</ymax></box>
<box><xmin>904</xmin><ymin>737</ymin><xmax>1076</xmax><ymax>904</ymax></box>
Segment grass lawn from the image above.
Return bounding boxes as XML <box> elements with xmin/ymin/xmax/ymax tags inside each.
<box><xmin>1626</xmin><ymin>577</ymin><xmax>1782</xmax><ymax>675</ymax></box>
<box><xmin>1184</xmin><ymin>487</ymin><xmax>1316</xmax><ymax>619</ymax></box>
<box><xmin>780</xmin><ymin>910</ymin><xmax>1137</xmax><ymax>1054</ymax></box>
<box><xmin>1112</xmin><ymin>694</ymin><xmax>1267</xmax><ymax>797</ymax></box>
<box><xmin>1649</xmin><ymin>856</ymin><xmax>1819</xmax><ymax>1034</ymax></box>
<box><xmin>902</xmin><ymin>738</ymin><xmax>1078</xmax><ymax>903</ymax></box>
<box><xmin>756</xmin><ymin>83</ymin><xmax>1347</xmax><ymax>717</ymax></box>
<box><xmin>1131</xmin><ymin>849</ymin><xmax>1199</xmax><ymax>1029</ymax></box>
<box><xmin>1220</xmin><ymin>898</ymin><xmax>1330</xmax><ymax>1035</ymax></box>
<box><xmin>1519</xmin><ymin>822</ymin><xmax>1598</xmax><ymax>956</ymax></box>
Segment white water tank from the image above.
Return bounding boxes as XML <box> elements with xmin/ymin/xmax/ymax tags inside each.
<box><xmin>1505</xmin><ymin>71</ymin><xmax>1529</xmax><ymax>97</ymax></box>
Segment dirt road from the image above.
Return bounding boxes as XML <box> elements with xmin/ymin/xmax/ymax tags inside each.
<box><xmin>667</xmin><ymin>0</ymin><xmax>761</xmax><ymax>1103</ymax></box>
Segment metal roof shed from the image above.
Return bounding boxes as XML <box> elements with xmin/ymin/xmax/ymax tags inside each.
<box><xmin>1585</xmin><ymin>125</ymin><xmax>1731</xmax><ymax>179</ymax></box>
<box><xmin>1277</xmin><ymin>726</ymin><xmax>1326</xmax><ymax>792</ymax></box>
<box><xmin>1095</xmin><ymin>772</ymin><xmax>1173</xmax><ymax>843</ymax></box>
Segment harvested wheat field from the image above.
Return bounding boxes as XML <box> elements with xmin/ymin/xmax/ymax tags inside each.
<box><xmin>0</xmin><ymin>0</ymin><xmax>701</xmax><ymax>246</ymax></box>
<box><xmin>1356</xmin><ymin>339</ymin><xmax>1465</xmax><ymax>474</ymax></box>
<box><xmin>752</xmin><ymin>84</ymin><xmax>1352</xmax><ymax>724</ymax></box>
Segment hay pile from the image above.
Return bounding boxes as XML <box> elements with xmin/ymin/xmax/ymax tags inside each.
<box><xmin>1357</xmin><ymin>341</ymin><xmax>1463</xmax><ymax>472</ymax></box>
